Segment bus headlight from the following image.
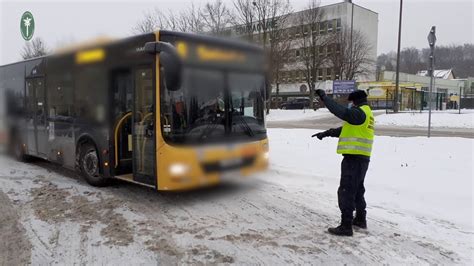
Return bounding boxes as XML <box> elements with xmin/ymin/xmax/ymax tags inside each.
<box><xmin>169</xmin><ymin>163</ymin><xmax>190</xmax><ymax>176</ymax></box>
<box><xmin>263</xmin><ymin>151</ymin><xmax>269</xmax><ymax>160</ymax></box>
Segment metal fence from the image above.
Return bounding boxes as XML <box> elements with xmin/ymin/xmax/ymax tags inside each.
<box><xmin>368</xmin><ymin>89</ymin><xmax>451</xmax><ymax>113</ymax></box>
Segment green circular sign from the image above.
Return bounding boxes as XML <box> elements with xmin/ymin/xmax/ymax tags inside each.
<box><xmin>20</xmin><ymin>11</ymin><xmax>35</xmax><ymax>41</ymax></box>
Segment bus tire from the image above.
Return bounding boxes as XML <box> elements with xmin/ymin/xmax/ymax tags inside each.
<box><xmin>79</xmin><ymin>143</ymin><xmax>109</xmax><ymax>187</ymax></box>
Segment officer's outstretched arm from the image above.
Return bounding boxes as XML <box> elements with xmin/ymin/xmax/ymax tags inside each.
<box><xmin>325</xmin><ymin>127</ymin><xmax>342</xmax><ymax>137</ymax></box>
<box><xmin>311</xmin><ymin>127</ymin><xmax>342</xmax><ymax>139</ymax></box>
<box><xmin>320</xmin><ymin>95</ymin><xmax>366</xmax><ymax>125</ymax></box>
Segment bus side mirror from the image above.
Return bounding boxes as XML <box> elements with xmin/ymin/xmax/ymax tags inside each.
<box><xmin>144</xmin><ymin>42</ymin><xmax>182</xmax><ymax>91</ymax></box>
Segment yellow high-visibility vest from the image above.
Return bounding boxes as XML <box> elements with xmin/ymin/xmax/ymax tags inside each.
<box><xmin>337</xmin><ymin>105</ymin><xmax>374</xmax><ymax>157</ymax></box>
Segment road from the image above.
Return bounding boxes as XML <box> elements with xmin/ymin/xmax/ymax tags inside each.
<box><xmin>267</xmin><ymin>114</ymin><xmax>474</xmax><ymax>138</ymax></box>
<box><xmin>0</xmin><ymin>152</ymin><xmax>471</xmax><ymax>265</ymax></box>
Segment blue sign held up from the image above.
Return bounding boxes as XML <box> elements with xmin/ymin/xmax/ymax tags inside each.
<box><xmin>333</xmin><ymin>80</ymin><xmax>356</xmax><ymax>94</ymax></box>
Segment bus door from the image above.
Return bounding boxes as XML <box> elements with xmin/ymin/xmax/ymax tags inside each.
<box><xmin>112</xmin><ymin>70</ymin><xmax>133</xmax><ymax>175</ymax></box>
<box><xmin>132</xmin><ymin>67</ymin><xmax>156</xmax><ymax>186</ymax></box>
<box><xmin>25</xmin><ymin>78</ymin><xmax>47</xmax><ymax>157</ymax></box>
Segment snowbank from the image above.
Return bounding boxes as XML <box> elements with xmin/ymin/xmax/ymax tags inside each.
<box><xmin>268</xmin><ymin>128</ymin><xmax>473</xmax><ymax>228</ymax></box>
<box><xmin>267</xmin><ymin>128</ymin><xmax>473</xmax><ymax>261</ymax></box>
<box><xmin>266</xmin><ymin>108</ymin><xmax>331</xmax><ymax>122</ymax></box>
<box><xmin>376</xmin><ymin>110</ymin><xmax>474</xmax><ymax>129</ymax></box>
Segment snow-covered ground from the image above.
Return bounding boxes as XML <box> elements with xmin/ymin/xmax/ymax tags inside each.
<box><xmin>376</xmin><ymin>109</ymin><xmax>474</xmax><ymax>129</ymax></box>
<box><xmin>0</xmin><ymin>129</ymin><xmax>473</xmax><ymax>264</ymax></box>
<box><xmin>266</xmin><ymin>108</ymin><xmax>332</xmax><ymax>122</ymax></box>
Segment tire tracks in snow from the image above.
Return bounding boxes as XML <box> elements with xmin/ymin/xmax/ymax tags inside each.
<box><xmin>0</xmin><ymin>190</ymin><xmax>32</xmax><ymax>266</ymax></box>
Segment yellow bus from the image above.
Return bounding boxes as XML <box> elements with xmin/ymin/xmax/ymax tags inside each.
<box><xmin>1</xmin><ymin>30</ymin><xmax>269</xmax><ymax>190</ymax></box>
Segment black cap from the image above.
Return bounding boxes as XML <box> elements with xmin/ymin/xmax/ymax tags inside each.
<box><xmin>348</xmin><ymin>90</ymin><xmax>368</xmax><ymax>102</ymax></box>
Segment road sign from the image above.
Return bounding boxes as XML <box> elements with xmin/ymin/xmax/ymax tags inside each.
<box><xmin>333</xmin><ymin>80</ymin><xmax>356</xmax><ymax>94</ymax></box>
<box><xmin>20</xmin><ymin>11</ymin><xmax>35</xmax><ymax>41</ymax></box>
<box><xmin>427</xmin><ymin>26</ymin><xmax>436</xmax><ymax>47</ymax></box>
<box><xmin>427</xmin><ymin>26</ymin><xmax>436</xmax><ymax>138</ymax></box>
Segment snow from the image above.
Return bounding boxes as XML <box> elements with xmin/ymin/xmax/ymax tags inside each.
<box><xmin>376</xmin><ymin>109</ymin><xmax>474</xmax><ymax>129</ymax></box>
<box><xmin>268</xmin><ymin>128</ymin><xmax>473</xmax><ymax>226</ymax></box>
<box><xmin>267</xmin><ymin>128</ymin><xmax>473</xmax><ymax>262</ymax></box>
<box><xmin>266</xmin><ymin>108</ymin><xmax>332</xmax><ymax>122</ymax></box>
<box><xmin>0</xmin><ymin>128</ymin><xmax>473</xmax><ymax>264</ymax></box>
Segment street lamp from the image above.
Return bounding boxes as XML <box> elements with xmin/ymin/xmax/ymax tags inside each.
<box><xmin>349</xmin><ymin>0</ymin><xmax>354</xmax><ymax>82</ymax></box>
<box><xmin>394</xmin><ymin>0</ymin><xmax>403</xmax><ymax>113</ymax></box>
<box><xmin>427</xmin><ymin>26</ymin><xmax>436</xmax><ymax>138</ymax></box>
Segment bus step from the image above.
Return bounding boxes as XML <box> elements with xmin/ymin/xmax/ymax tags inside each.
<box><xmin>114</xmin><ymin>174</ymin><xmax>155</xmax><ymax>189</ymax></box>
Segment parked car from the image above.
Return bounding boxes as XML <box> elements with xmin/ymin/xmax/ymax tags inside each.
<box><xmin>280</xmin><ymin>97</ymin><xmax>319</xmax><ymax>110</ymax></box>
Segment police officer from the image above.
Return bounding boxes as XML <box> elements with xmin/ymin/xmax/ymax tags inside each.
<box><xmin>313</xmin><ymin>89</ymin><xmax>374</xmax><ymax>236</ymax></box>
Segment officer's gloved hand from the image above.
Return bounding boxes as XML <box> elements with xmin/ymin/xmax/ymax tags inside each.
<box><xmin>311</xmin><ymin>132</ymin><xmax>326</xmax><ymax>140</ymax></box>
<box><xmin>315</xmin><ymin>89</ymin><xmax>326</xmax><ymax>98</ymax></box>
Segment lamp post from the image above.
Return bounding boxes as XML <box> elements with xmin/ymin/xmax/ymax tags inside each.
<box><xmin>348</xmin><ymin>0</ymin><xmax>354</xmax><ymax>81</ymax></box>
<box><xmin>394</xmin><ymin>0</ymin><xmax>403</xmax><ymax>113</ymax></box>
<box><xmin>427</xmin><ymin>26</ymin><xmax>436</xmax><ymax>138</ymax></box>
<box><xmin>459</xmin><ymin>86</ymin><xmax>462</xmax><ymax>114</ymax></box>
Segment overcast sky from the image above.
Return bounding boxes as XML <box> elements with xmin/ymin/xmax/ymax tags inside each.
<box><xmin>0</xmin><ymin>0</ymin><xmax>473</xmax><ymax>65</ymax></box>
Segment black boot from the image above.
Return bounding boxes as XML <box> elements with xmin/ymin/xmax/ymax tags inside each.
<box><xmin>328</xmin><ymin>221</ymin><xmax>353</xmax><ymax>236</ymax></box>
<box><xmin>353</xmin><ymin>211</ymin><xmax>367</xmax><ymax>229</ymax></box>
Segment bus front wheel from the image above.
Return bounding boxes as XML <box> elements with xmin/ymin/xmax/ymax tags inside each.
<box><xmin>79</xmin><ymin>143</ymin><xmax>109</xmax><ymax>187</ymax></box>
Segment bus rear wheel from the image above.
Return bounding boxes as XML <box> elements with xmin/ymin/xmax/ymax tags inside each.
<box><xmin>79</xmin><ymin>143</ymin><xmax>109</xmax><ymax>187</ymax></box>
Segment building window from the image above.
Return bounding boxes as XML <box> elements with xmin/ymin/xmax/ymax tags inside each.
<box><xmin>336</xmin><ymin>18</ymin><xmax>342</xmax><ymax>32</ymax></box>
<box><xmin>318</xmin><ymin>68</ymin><xmax>324</xmax><ymax>81</ymax></box>
<box><xmin>328</xmin><ymin>20</ymin><xmax>334</xmax><ymax>33</ymax></box>
<box><xmin>312</xmin><ymin>23</ymin><xmax>319</xmax><ymax>35</ymax></box>
<box><xmin>303</xmin><ymin>24</ymin><xmax>309</xmax><ymax>36</ymax></box>
<box><xmin>336</xmin><ymin>43</ymin><xmax>341</xmax><ymax>53</ymax></box>
<box><xmin>295</xmin><ymin>26</ymin><xmax>301</xmax><ymax>38</ymax></box>
<box><xmin>292</xmin><ymin>27</ymin><xmax>298</xmax><ymax>39</ymax></box>
<box><xmin>327</xmin><ymin>44</ymin><xmax>333</xmax><ymax>56</ymax></box>
<box><xmin>319</xmin><ymin>21</ymin><xmax>326</xmax><ymax>35</ymax></box>
<box><xmin>327</xmin><ymin>68</ymin><xmax>333</xmax><ymax>80</ymax></box>
<box><xmin>319</xmin><ymin>45</ymin><xmax>325</xmax><ymax>56</ymax></box>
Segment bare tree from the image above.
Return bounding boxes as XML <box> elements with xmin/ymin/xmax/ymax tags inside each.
<box><xmin>252</xmin><ymin>0</ymin><xmax>291</xmax><ymax>48</ymax></box>
<box><xmin>378</xmin><ymin>44</ymin><xmax>474</xmax><ymax>79</ymax></box>
<box><xmin>266</xmin><ymin>1</ymin><xmax>293</xmax><ymax>108</ymax></box>
<box><xmin>232</xmin><ymin>0</ymin><xmax>257</xmax><ymax>41</ymax></box>
<box><xmin>165</xmin><ymin>9</ymin><xmax>187</xmax><ymax>32</ymax></box>
<box><xmin>132</xmin><ymin>9</ymin><xmax>168</xmax><ymax>34</ymax></box>
<box><xmin>270</xmin><ymin>33</ymin><xmax>292</xmax><ymax>102</ymax></box>
<box><xmin>21</xmin><ymin>37</ymin><xmax>49</xmax><ymax>59</ymax></box>
<box><xmin>133</xmin><ymin>5</ymin><xmax>204</xmax><ymax>34</ymax></box>
<box><xmin>244</xmin><ymin>0</ymin><xmax>292</xmax><ymax>113</ymax></box>
<box><xmin>181</xmin><ymin>3</ymin><xmax>205</xmax><ymax>33</ymax></box>
<box><xmin>296</xmin><ymin>0</ymin><xmax>328</xmax><ymax>109</ymax></box>
<box><xmin>202</xmin><ymin>0</ymin><xmax>234</xmax><ymax>35</ymax></box>
<box><xmin>400</xmin><ymin>47</ymin><xmax>423</xmax><ymax>74</ymax></box>
<box><xmin>328</xmin><ymin>26</ymin><xmax>372</xmax><ymax>80</ymax></box>
<box><xmin>376</xmin><ymin>52</ymin><xmax>396</xmax><ymax>80</ymax></box>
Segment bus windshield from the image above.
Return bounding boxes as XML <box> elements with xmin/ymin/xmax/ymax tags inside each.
<box><xmin>161</xmin><ymin>67</ymin><xmax>266</xmax><ymax>145</ymax></box>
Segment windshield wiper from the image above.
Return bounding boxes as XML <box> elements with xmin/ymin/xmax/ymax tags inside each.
<box><xmin>197</xmin><ymin>115</ymin><xmax>223</xmax><ymax>141</ymax></box>
<box><xmin>233</xmin><ymin>114</ymin><xmax>255</xmax><ymax>137</ymax></box>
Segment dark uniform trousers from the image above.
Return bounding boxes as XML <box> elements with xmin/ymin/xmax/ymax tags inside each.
<box><xmin>338</xmin><ymin>155</ymin><xmax>370</xmax><ymax>223</ymax></box>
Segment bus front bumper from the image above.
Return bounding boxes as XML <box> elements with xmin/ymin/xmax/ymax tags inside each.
<box><xmin>157</xmin><ymin>139</ymin><xmax>269</xmax><ymax>191</ymax></box>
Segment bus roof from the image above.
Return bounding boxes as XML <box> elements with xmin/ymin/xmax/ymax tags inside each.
<box><xmin>0</xmin><ymin>30</ymin><xmax>262</xmax><ymax>68</ymax></box>
<box><xmin>160</xmin><ymin>30</ymin><xmax>263</xmax><ymax>53</ymax></box>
